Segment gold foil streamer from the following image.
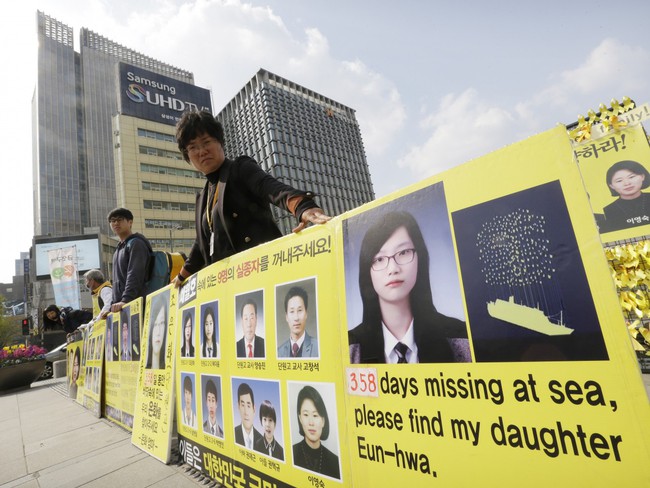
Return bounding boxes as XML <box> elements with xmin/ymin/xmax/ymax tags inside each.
<box><xmin>607</xmin><ymin>240</ymin><xmax>650</xmax><ymax>353</ymax></box>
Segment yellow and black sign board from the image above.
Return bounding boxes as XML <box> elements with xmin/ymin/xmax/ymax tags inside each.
<box><xmin>338</xmin><ymin>125</ymin><xmax>650</xmax><ymax>486</ymax></box>
<box><xmin>132</xmin><ymin>286</ymin><xmax>178</xmax><ymax>462</ymax></box>
<box><xmin>104</xmin><ymin>298</ymin><xmax>142</xmax><ymax>430</ymax></box>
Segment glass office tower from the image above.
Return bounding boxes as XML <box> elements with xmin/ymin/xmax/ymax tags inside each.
<box><xmin>217</xmin><ymin>69</ymin><xmax>375</xmax><ymax>234</ymax></box>
<box><xmin>33</xmin><ymin>11</ymin><xmax>195</xmax><ymax>237</ymax></box>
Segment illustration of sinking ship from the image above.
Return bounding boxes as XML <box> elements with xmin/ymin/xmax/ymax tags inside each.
<box><xmin>487</xmin><ymin>296</ymin><xmax>574</xmax><ymax>336</ymax></box>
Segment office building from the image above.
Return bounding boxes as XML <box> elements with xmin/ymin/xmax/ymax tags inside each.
<box><xmin>217</xmin><ymin>69</ymin><xmax>375</xmax><ymax>234</ymax></box>
<box><xmin>33</xmin><ymin>12</ymin><xmax>374</xmax><ymax>288</ymax></box>
<box><xmin>33</xmin><ymin>10</ymin><xmax>197</xmax><ymax>239</ymax></box>
<box><xmin>31</xmin><ymin>12</ymin><xmax>210</xmax><ymax>315</ymax></box>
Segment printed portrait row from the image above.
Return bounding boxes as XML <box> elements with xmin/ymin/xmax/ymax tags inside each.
<box><xmin>179</xmin><ymin>376</ymin><xmax>341</xmax><ymax>481</ymax></box>
<box><xmin>105</xmin><ymin>308</ymin><xmax>141</xmax><ymax>362</ymax></box>
<box><xmin>175</xmin><ymin>277</ymin><xmax>321</xmax><ymax>362</ymax></box>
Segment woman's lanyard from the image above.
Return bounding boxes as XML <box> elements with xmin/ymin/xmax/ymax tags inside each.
<box><xmin>206</xmin><ymin>183</ymin><xmax>219</xmax><ymax>257</ymax></box>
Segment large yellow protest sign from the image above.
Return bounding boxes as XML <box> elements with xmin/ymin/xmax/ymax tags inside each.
<box><xmin>104</xmin><ymin>298</ymin><xmax>142</xmax><ymax>430</ymax></box>
<box><xmin>132</xmin><ymin>286</ymin><xmax>178</xmax><ymax>462</ymax></box>
<box><xmin>175</xmin><ymin>226</ymin><xmax>347</xmax><ymax>487</ymax></box>
<box><xmin>79</xmin><ymin>322</ymin><xmax>104</xmax><ymax>417</ymax></box>
<box><xmin>339</xmin><ymin>126</ymin><xmax>650</xmax><ymax>486</ymax></box>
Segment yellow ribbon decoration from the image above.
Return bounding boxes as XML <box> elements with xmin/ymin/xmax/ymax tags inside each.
<box><xmin>622</xmin><ymin>96</ymin><xmax>635</xmax><ymax>111</ymax></box>
<box><xmin>569</xmin><ymin>114</ymin><xmax>592</xmax><ymax>142</ymax></box>
<box><xmin>607</xmin><ymin>240</ymin><xmax>650</xmax><ymax>347</ymax></box>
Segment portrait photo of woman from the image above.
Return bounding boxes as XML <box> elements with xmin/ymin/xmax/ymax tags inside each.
<box><xmin>201</xmin><ymin>302</ymin><xmax>219</xmax><ymax>359</ymax></box>
<box><xmin>146</xmin><ymin>292</ymin><xmax>169</xmax><ymax>369</ymax></box>
<box><xmin>69</xmin><ymin>346</ymin><xmax>80</xmax><ymax>399</ymax></box>
<box><xmin>602</xmin><ymin>159</ymin><xmax>650</xmax><ymax>232</ymax></box>
<box><xmin>180</xmin><ymin>308</ymin><xmax>195</xmax><ymax>359</ymax></box>
<box><xmin>130</xmin><ymin>314</ymin><xmax>141</xmax><ymax>361</ymax></box>
<box><xmin>291</xmin><ymin>384</ymin><xmax>340</xmax><ymax>480</ymax></box>
<box><xmin>347</xmin><ymin>209</ymin><xmax>470</xmax><ymax>364</ymax></box>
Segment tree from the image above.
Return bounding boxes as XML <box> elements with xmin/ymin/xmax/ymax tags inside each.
<box><xmin>0</xmin><ymin>296</ymin><xmax>22</xmax><ymax>349</ymax></box>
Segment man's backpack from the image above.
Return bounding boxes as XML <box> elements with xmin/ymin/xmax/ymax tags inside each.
<box><xmin>146</xmin><ymin>250</ymin><xmax>186</xmax><ymax>295</ymax></box>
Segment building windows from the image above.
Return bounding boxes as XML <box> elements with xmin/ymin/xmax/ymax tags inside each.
<box><xmin>142</xmin><ymin>181</ymin><xmax>200</xmax><ymax>195</ymax></box>
<box><xmin>145</xmin><ymin>219</ymin><xmax>195</xmax><ymax>230</ymax></box>
<box><xmin>140</xmin><ymin>162</ymin><xmax>202</xmax><ymax>179</ymax></box>
<box><xmin>139</xmin><ymin>145</ymin><xmax>183</xmax><ymax>160</ymax></box>
<box><xmin>143</xmin><ymin>200</ymin><xmax>195</xmax><ymax>212</ymax></box>
<box><xmin>137</xmin><ymin>128</ymin><xmax>176</xmax><ymax>143</ymax></box>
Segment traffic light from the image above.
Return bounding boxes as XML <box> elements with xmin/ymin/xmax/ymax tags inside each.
<box><xmin>21</xmin><ymin>317</ymin><xmax>31</xmax><ymax>335</ymax></box>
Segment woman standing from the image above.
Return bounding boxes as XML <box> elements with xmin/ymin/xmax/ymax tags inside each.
<box><xmin>172</xmin><ymin>111</ymin><xmax>330</xmax><ymax>286</ymax></box>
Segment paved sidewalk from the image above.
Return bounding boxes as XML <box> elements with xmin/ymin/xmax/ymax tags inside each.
<box><xmin>0</xmin><ymin>379</ymin><xmax>213</xmax><ymax>488</ymax></box>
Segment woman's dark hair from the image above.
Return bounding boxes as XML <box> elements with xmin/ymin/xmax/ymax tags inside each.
<box><xmin>43</xmin><ymin>304</ymin><xmax>61</xmax><ymax>329</ymax></box>
<box><xmin>296</xmin><ymin>385</ymin><xmax>330</xmax><ymax>440</ymax></box>
<box><xmin>357</xmin><ymin>211</ymin><xmax>454</xmax><ymax>360</ymax></box>
<box><xmin>175</xmin><ymin>110</ymin><xmax>225</xmax><ymax>163</ymax></box>
<box><xmin>146</xmin><ymin>295</ymin><xmax>168</xmax><ymax>369</ymax></box>
<box><xmin>358</xmin><ymin>211</ymin><xmax>434</xmax><ymax>326</ymax></box>
<box><xmin>203</xmin><ymin>306</ymin><xmax>217</xmax><ymax>353</ymax></box>
<box><xmin>181</xmin><ymin>308</ymin><xmax>194</xmax><ymax>354</ymax></box>
<box><xmin>606</xmin><ymin>160</ymin><xmax>650</xmax><ymax>196</ymax></box>
<box><xmin>259</xmin><ymin>399</ymin><xmax>277</xmax><ymax>424</ymax></box>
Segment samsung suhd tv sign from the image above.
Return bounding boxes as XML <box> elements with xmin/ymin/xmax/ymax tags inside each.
<box><xmin>118</xmin><ymin>62</ymin><xmax>212</xmax><ymax>125</ymax></box>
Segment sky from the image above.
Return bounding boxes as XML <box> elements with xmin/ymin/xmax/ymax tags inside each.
<box><xmin>1</xmin><ymin>0</ymin><xmax>649</xmax><ymax>283</ymax></box>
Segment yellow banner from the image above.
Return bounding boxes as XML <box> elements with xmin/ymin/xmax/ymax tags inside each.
<box><xmin>132</xmin><ymin>286</ymin><xmax>178</xmax><ymax>462</ymax></box>
<box><xmin>175</xmin><ymin>227</ymin><xmax>347</xmax><ymax>487</ymax></box>
<box><xmin>104</xmin><ymin>298</ymin><xmax>142</xmax><ymax>429</ymax></box>
<box><xmin>78</xmin><ymin>322</ymin><xmax>104</xmax><ymax>416</ymax></box>
<box><xmin>67</xmin><ymin>338</ymin><xmax>83</xmax><ymax>404</ymax></box>
<box><xmin>339</xmin><ymin>125</ymin><xmax>650</xmax><ymax>486</ymax></box>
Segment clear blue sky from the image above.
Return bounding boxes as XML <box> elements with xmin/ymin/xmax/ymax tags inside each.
<box><xmin>1</xmin><ymin>0</ymin><xmax>649</xmax><ymax>282</ymax></box>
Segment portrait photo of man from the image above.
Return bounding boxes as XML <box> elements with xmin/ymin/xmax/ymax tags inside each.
<box><xmin>236</xmin><ymin>291</ymin><xmax>265</xmax><ymax>359</ymax></box>
<box><xmin>276</xmin><ymin>279</ymin><xmax>319</xmax><ymax>358</ymax></box>
<box><xmin>202</xmin><ymin>375</ymin><xmax>224</xmax><ymax>438</ymax></box>
<box><xmin>181</xmin><ymin>374</ymin><xmax>197</xmax><ymax>429</ymax></box>
<box><xmin>233</xmin><ymin>382</ymin><xmax>263</xmax><ymax>450</ymax></box>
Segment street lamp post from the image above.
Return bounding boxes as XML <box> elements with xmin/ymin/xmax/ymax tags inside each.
<box><xmin>169</xmin><ymin>224</ymin><xmax>182</xmax><ymax>252</ymax></box>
